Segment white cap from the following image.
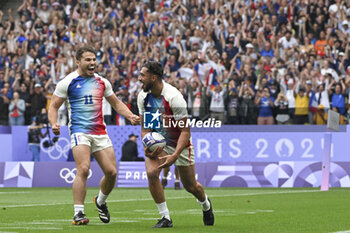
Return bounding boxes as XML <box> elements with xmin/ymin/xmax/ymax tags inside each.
<box><xmin>246</xmin><ymin>43</ymin><xmax>254</xmax><ymax>48</ymax></box>
<box><xmin>343</xmin><ymin>20</ymin><xmax>349</xmax><ymax>26</ymax></box>
<box><xmin>306</xmin><ymin>80</ymin><xmax>312</xmax><ymax>85</ymax></box>
<box><xmin>229</xmin><ymin>33</ymin><xmax>235</xmax><ymax>38</ymax></box>
<box><xmin>34</xmin><ymin>83</ymin><xmax>41</xmax><ymax>88</ymax></box>
<box><xmin>339</xmin><ymin>52</ymin><xmax>345</xmax><ymax>56</ymax></box>
<box><xmin>287</xmin><ymin>79</ymin><xmax>294</xmax><ymax>85</ymax></box>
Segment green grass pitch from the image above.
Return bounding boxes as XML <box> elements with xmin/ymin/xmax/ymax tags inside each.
<box><xmin>0</xmin><ymin>187</ymin><xmax>349</xmax><ymax>233</ymax></box>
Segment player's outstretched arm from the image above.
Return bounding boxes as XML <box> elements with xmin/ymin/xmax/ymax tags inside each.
<box><xmin>48</xmin><ymin>94</ymin><xmax>66</xmax><ymax>135</ymax></box>
<box><xmin>106</xmin><ymin>94</ymin><xmax>140</xmax><ymax>125</ymax></box>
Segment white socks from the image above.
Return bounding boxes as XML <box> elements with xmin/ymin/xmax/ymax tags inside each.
<box><xmin>74</xmin><ymin>190</ymin><xmax>108</xmax><ymax>215</ymax></box>
<box><xmin>74</xmin><ymin>204</ymin><xmax>84</xmax><ymax>215</ymax></box>
<box><xmin>97</xmin><ymin>190</ymin><xmax>108</xmax><ymax>206</ymax></box>
<box><xmin>156</xmin><ymin>202</ymin><xmax>170</xmax><ymax>220</ymax></box>
<box><xmin>197</xmin><ymin>194</ymin><xmax>211</xmax><ymax>211</ymax></box>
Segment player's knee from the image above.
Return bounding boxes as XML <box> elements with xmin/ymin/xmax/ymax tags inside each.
<box><xmin>105</xmin><ymin>168</ymin><xmax>117</xmax><ymax>178</ymax></box>
<box><xmin>147</xmin><ymin>169</ymin><xmax>159</xmax><ymax>182</ymax></box>
<box><xmin>77</xmin><ymin>164</ymin><xmax>90</xmax><ymax>178</ymax></box>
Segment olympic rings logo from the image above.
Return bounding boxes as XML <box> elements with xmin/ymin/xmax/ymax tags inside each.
<box><xmin>41</xmin><ymin>137</ymin><xmax>71</xmax><ymax>160</ymax></box>
<box><xmin>59</xmin><ymin>168</ymin><xmax>93</xmax><ymax>184</ymax></box>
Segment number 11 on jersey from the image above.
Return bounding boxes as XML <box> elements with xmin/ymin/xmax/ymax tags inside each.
<box><xmin>84</xmin><ymin>95</ymin><xmax>93</xmax><ymax>104</ymax></box>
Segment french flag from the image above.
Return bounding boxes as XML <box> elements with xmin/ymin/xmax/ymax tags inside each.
<box><xmin>309</xmin><ymin>92</ymin><xmax>318</xmax><ymax>113</ymax></box>
<box><xmin>206</xmin><ymin>67</ymin><xmax>218</xmax><ymax>90</ymax></box>
<box><xmin>116</xmin><ymin>114</ymin><xmax>125</xmax><ymax>126</ymax></box>
<box><xmin>160</xmin><ymin>0</ymin><xmax>171</xmax><ymax>8</ymax></box>
<box><xmin>194</xmin><ymin>63</ymin><xmax>206</xmax><ymax>82</ymax></box>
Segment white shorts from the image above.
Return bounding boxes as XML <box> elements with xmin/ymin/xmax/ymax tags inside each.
<box><xmin>70</xmin><ymin>133</ymin><xmax>113</xmax><ymax>153</ymax></box>
<box><xmin>163</xmin><ymin>144</ymin><xmax>195</xmax><ymax>167</ymax></box>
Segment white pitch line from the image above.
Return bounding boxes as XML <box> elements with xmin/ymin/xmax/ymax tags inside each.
<box><xmin>111</xmin><ymin>220</ymin><xmax>139</xmax><ymax>223</ymax></box>
<box><xmin>26</xmin><ymin>222</ymin><xmax>55</xmax><ymax>225</ymax></box>
<box><xmin>108</xmin><ymin>216</ymin><xmax>158</xmax><ymax>221</ymax></box>
<box><xmin>0</xmin><ymin>227</ymin><xmax>62</xmax><ymax>230</ymax></box>
<box><xmin>0</xmin><ymin>192</ymin><xmax>32</xmax><ymax>195</ymax></box>
<box><xmin>0</xmin><ymin>202</ymin><xmax>70</xmax><ymax>208</ymax></box>
<box><xmin>32</xmin><ymin>220</ymin><xmax>69</xmax><ymax>223</ymax></box>
<box><xmin>38</xmin><ymin>219</ymin><xmax>70</xmax><ymax>223</ymax></box>
<box><xmin>0</xmin><ymin>223</ymin><xmax>57</xmax><ymax>227</ymax></box>
<box><xmin>171</xmin><ymin>208</ymin><xmax>275</xmax><ymax>216</ymax></box>
<box><xmin>0</xmin><ymin>189</ymin><xmax>319</xmax><ymax>208</ymax></box>
<box><xmin>332</xmin><ymin>231</ymin><xmax>350</xmax><ymax>233</ymax></box>
<box><xmin>1</xmin><ymin>219</ymin><xmax>70</xmax><ymax>223</ymax></box>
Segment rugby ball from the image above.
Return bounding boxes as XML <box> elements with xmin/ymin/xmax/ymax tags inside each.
<box><xmin>142</xmin><ymin>132</ymin><xmax>166</xmax><ymax>152</ymax></box>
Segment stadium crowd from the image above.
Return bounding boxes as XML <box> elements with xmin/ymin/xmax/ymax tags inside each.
<box><xmin>0</xmin><ymin>0</ymin><xmax>350</xmax><ymax>125</ymax></box>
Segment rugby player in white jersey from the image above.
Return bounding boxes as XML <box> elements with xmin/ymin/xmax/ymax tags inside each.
<box><xmin>137</xmin><ymin>61</ymin><xmax>214</xmax><ymax>228</ymax></box>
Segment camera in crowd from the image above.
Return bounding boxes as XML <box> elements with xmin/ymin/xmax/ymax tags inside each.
<box><xmin>35</xmin><ymin>112</ymin><xmax>59</xmax><ymax>148</ymax></box>
<box><xmin>43</xmin><ymin>136</ymin><xmax>59</xmax><ymax>148</ymax></box>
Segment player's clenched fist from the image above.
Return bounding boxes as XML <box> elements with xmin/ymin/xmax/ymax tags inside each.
<box><xmin>51</xmin><ymin>123</ymin><xmax>60</xmax><ymax>135</ymax></box>
<box><xmin>129</xmin><ymin>114</ymin><xmax>140</xmax><ymax>125</ymax></box>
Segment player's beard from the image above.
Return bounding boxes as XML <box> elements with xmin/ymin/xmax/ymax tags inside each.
<box><xmin>143</xmin><ymin>82</ymin><xmax>153</xmax><ymax>92</ymax></box>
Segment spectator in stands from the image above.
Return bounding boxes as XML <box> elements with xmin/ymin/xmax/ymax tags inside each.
<box><xmin>18</xmin><ymin>83</ymin><xmax>32</xmax><ymax>125</ymax></box>
<box><xmin>225</xmin><ymin>79</ymin><xmax>239</xmax><ymax>124</ymax></box>
<box><xmin>238</xmin><ymin>84</ymin><xmax>256</xmax><ymax>124</ymax></box>
<box><xmin>8</xmin><ymin>91</ymin><xmax>25</xmax><ymax>125</ymax></box>
<box><xmin>27</xmin><ymin>117</ymin><xmax>48</xmax><ymax>161</ymax></box>
<box><xmin>0</xmin><ymin>87</ymin><xmax>9</xmax><ymax>125</ymax></box>
<box><xmin>321</xmin><ymin>62</ymin><xmax>339</xmax><ymax>82</ymax></box>
<box><xmin>30</xmin><ymin>83</ymin><xmax>47</xmax><ymax>122</ymax></box>
<box><xmin>315</xmin><ymin>82</ymin><xmax>330</xmax><ymax>111</ymax></box>
<box><xmin>283</xmin><ymin>77</ymin><xmax>296</xmax><ymax>123</ymax></box>
<box><xmin>224</xmin><ymin>39</ymin><xmax>238</xmax><ymax>60</ymax></box>
<box><xmin>260</xmin><ymin>41</ymin><xmax>274</xmax><ymax>59</ymax></box>
<box><xmin>188</xmin><ymin>78</ymin><xmax>208</xmax><ymax>121</ymax></box>
<box><xmin>278</xmin><ymin>30</ymin><xmax>298</xmax><ymax>51</ymax></box>
<box><xmin>274</xmin><ymin>92</ymin><xmax>289</xmax><ymax>124</ymax></box>
<box><xmin>315</xmin><ymin>30</ymin><xmax>333</xmax><ymax>57</ymax></box>
<box><xmin>300</xmin><ymin>37</ymin><xmax>314</xmax><ymax>55</ymax></box>
<box><xmin>207</xmin><ymin>85</ymin><xmax>226</xmax><ymax>124</ymax></box>
<box><xmin>243</xmin><ymin>43</ymin><xmax>258</xmax><ymax>64</ymax></box>
<box><xmin>294</xmin><ymin>86</ymin><xmax>309</xmax><ymax>124</ymax></box>
<box><xmin>328</xmin><ymin>79</ymin><xmax>346</xmax><ymax>115</ymax></box>
<box><xmin>120</xmin><ymin>134</ymin><xmax>144</xmax><ymax>161</ymax></box>
<box><xmin>255</xmin><ymin>87</ymin><xmax>275</xmax><ymax>125</ymax></box>
<box><xmin>314</xmin><ymin>104</ymin><xmax>328</xmax><ymax>125</ymax></box>
<box><xmin>306</xmin><ymin>80</ymin><xmax>316</xmax><ymax>125</ymax></box>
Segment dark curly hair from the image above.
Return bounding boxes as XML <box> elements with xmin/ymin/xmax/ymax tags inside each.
<box><xmin>76</xmin><ymin>45</ymin><xmax>96</xmax><ymax>61</ymax></box>
<box><xmin>142</xmin><ymin>61</ymin><xmax>163</xmax><ymax>80</ymax></box>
